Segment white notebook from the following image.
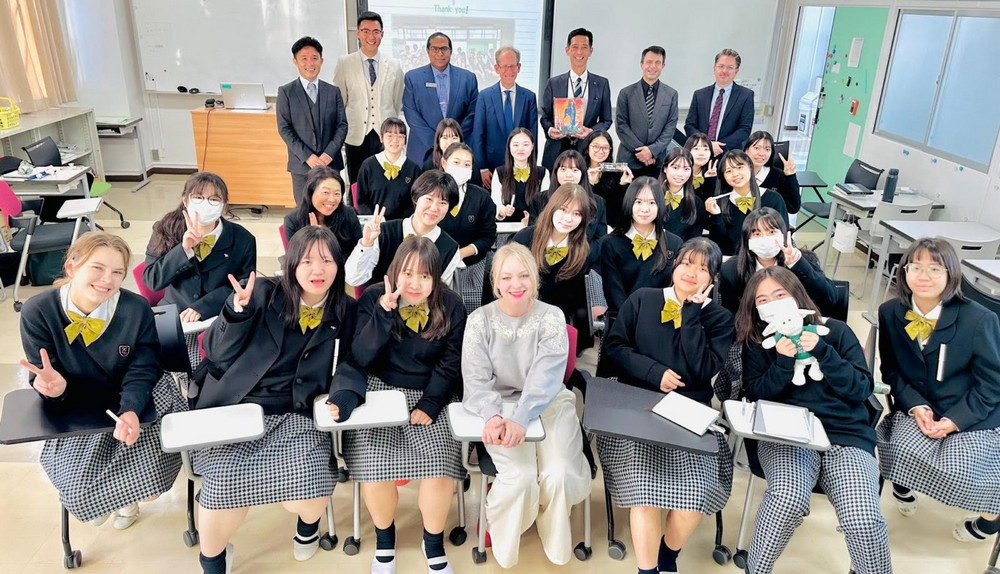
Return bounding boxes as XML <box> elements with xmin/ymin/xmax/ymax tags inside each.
<box><xmin>651</xmin><ymin>392</ymin><xmax>720</xmax><ymax>436</ymax></box>
<box><xmin>752</xmin><ymin>400</ymin><xmax>815</xmax><ymax>443</ymax></box>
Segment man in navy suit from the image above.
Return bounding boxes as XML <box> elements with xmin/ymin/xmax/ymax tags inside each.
<box><xmin>276</xmin><ymin>36</ymin><xmax>348</xmax><ymax>204</ymax></box>
<box><xmin>683</xmin><ymin>48</ymin><xmax>754</xmax><ymax>157</ymax></box>
<box><xmin>539</xmin><ymin>28</ymin><xmax>612</xmax><ymax>171</ymax></box>
<box><xmin>402</xmin><ymin>32</ymin><xmax>478</xmax><ymax>163</ymax></box>
<box><xmin>471</xmin><ymin>46</ymin><xmax>538</xmax><ymax>190</ymax></box>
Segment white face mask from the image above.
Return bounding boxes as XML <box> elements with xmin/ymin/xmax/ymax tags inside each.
<box><xmin>748</xmin><ymin>235</ymin><xmax>782</xmax><ymax>260</ymax></box>
<box><xmin>446</xmin><ymin>166</ymin><xmax>472</xmax><ymax>188</ymax></box>
<box><xmin>187</xmin><ymin>198</ymin><xmax>224</xmax><ymax>226</ymax></box>
<box><xmin>756</xmin><ymin>296</ymin><xmax>800</xmax><ymax>324</ymax></box>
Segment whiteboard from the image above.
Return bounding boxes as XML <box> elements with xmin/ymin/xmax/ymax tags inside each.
<box><xmin>131</xmin><ymin>0</ymin><xmax>347</xmax><ymax>96</ymax></box>
<box><xmin>551</xmin><ymin>0</ymin><xmax>780</xmax><ymax>108</ymax></box>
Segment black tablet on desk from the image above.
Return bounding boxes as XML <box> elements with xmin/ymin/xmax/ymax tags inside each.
<box><xmin>0</xmin><ymin>389</ymin><xmax>157</xmax><ymax>445</ymax></box>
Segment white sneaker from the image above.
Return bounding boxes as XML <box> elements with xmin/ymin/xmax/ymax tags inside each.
<box><xmin>371</xmin><ymin>552</ymin><xmax>396</xmax><ymax>574</ymax></box>
<box><xmin>293</xmin><ymin>536</ymin><xmax>319</xmax><ymax>561</ymax></box>
<box><xmin>953</xmin><ymin>517</ymin><xmax>992</xmax><ymax>543</ymax></box>
<box><xmin>112</xmin><ymin>503</ymin><xmax>140</xmax><ymax>530</ymax></box>
<box><xmin>422</xmin><ymin>541</ymin><xmax>454</xmax><ymax>574</ymax></box>
<box><xmin>893</xmin><ymin>492</ymin><xmax>918</xmax><ymax>517</ymax></box>
<box><xmin>89</xmin><ymin>513</ymin><xmax>111</xmax><ymax>527</ymax></box>
<box><xmin>225</xmin><ymin>543</ymin><xmax>235</xmax><ymax>574</ymax></box>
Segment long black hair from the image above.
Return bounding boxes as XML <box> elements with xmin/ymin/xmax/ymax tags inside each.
<box><xmin>734</xmin><ymin>207</ymin><xmax>788</xmax><ymax>288</ymax></box>
<box><xmin>715</xmin><ymin>149</ymin><xmax>763</xmax><ymax>226</ymax></box>
<box><xmin>659</xmin><ymin>147</ymin><xmax>698</xmax><ymax>225</ymax></box>
<box><xmin>612</xmin><ymin>176</ymin><xmax>674</xmax><ymax>274</ymax></box>
<box><xmin>385</xmin><ymin>237</ymin><xmax>452</xmax><ymax>340</ymax></box>
<box><xmin>277</xmin><ymin>226</ymin><xmax>349</xmax><ymax>330</ymax></box>
<box><xmin>149</xmin><ymin>172</ymin><xmax>228</xmax><ymax>256</ymax></box>
<box><xmin>500</xmin><ymin>127</ymin><xmax>543</xmax><ymax>206</ymax></box>
<box><xmin>294</xmin><ymin>166</ymin><xmax>359</xmax><ymax>249</ymax></box>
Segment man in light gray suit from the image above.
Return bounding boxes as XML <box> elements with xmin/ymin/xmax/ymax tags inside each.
<box><xmin>615</xmin><ymin>45</ymin><xmax>678</xmax><ymax>179</ymax></box>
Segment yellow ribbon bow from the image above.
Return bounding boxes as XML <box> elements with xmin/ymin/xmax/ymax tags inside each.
<box><xmin>450</xmin><ymin>204</ymin><xmax>460</xmax><ymax>216</ymax></box>
<box><xmin>299</xmin><ymin>305</ymin><xmax>324</xmax><ymax>334</ymax></box>
<box><xmin>193</xmin><ymin>235</ymin><xmax>216</xmax><ymax>261</ymax></box>
<box><xmin>665</xmin><ymin>192</ymin><xmax>682</xmax><ymax>210</ymax></box>
<box><xmin>693</xmin><ymin>174</ymin><xmax>705</xmax><ymax>189</ymax></box>
<box><xmin>404</xmin><ymin>233</ymin><xmax>416</xmax><ymax>240</ymax></box>
<box><xmin>513</xmin><ymin>166</ymin><xmax>531</xmax><ymax>183</ymax></box>
<box><xmin>65</xmin><ymin>311</ymin><xmax>105</xmax><ymax>346</ymax></box>
<box><xmin>735</xmin><ymin>196</ymin><xmax>755</xmax><ymax>214</ymax></box>
<box><xmin>383</xmin><ymin>162</ymin><xmax>400</xmax><ymax>180</ymax></box>
<box><xmin>631</xmin><ymin>234</ymin><xmax>657</xmax><ymax>261</ymax></box>
<box><xmin>904</xmin><ymin>310</ymin><xmax>936</xmax><ymax>341</ymax></box>
<box><xmin>399</xmin><ymin>303</ymin><xmax>429</xmax><ymax>333</ymax></box>
<box><xmin>545</xmin><ymin>245</ymin><xmax>568</xmax><ymax>265</ymax></box>
<box><xmin>660</xmin><ymin>299</ymin><xmax>682</xmax><ymax>328</ymax></box>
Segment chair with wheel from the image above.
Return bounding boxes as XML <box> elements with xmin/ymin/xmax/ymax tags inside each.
<box><xmin>800</xmin><ymin>158</ymin><xmax>884</xmax><ymax>250</ymax></box>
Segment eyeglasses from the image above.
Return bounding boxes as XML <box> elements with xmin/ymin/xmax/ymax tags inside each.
<box><xmin>358</xmin><ymin>29</ymin><xmax>383</xmax><ymax>37</ymax></box>
<box><xmin>189</xmin><ymin>196</ymin><xmax>222</xmax><ymax>207</ymax></box>
<box><xmin>714</xmin><ymin>64</ymin><xmax>738</xmax><ymax>72</ymax></box>
<box><xmin>904</xmin><ymin>263</ymin><xmax>947</xmax><ymax>278</ymax></box>
<box><xmin>496</xmin><ymin>64</ymin><xmax>520</xmax><ymax>71</ymax></box>
<box><xmin>428</xmin><ymin>46</ymin><xmax>451</xmax><ymax>53</ymax></box>
<box><xmin>590</xmin><ymin>145</ymin><xmax>610</xmax><ymax>153</ymax></box>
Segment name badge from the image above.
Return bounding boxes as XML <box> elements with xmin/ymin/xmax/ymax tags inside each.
<box><xmin>425</xmin><ymin>82</ymin><xmax>437</xmax><ymax>88</ymax></box>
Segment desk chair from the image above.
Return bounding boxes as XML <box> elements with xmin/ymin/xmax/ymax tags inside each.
<box><xmin>584</xmin><ymin>271</ymin><xmax>607</xmax><ymax>339</ymax></box>
<box><xmin>279</xmin><ymin>224</ymin><xmax>289</xmax><ymax>251</ymax></box>
<box><xmin>801</xmin><ymin>159</ymin><xmax>884</xmax><ymax>250</ymax></box>
<box><xmin>132</xmin><ymin>261</ymin><xmax>164</xmax><ymax>305</ymax></box>
<box><xmin>351</xmin><ymin>182</ymin><xmax>358</xmax><ymax>209</ymax></box>
<box><xmin>846</xmin><ymin>199</ymin><xmax>933</xmax><ymax>299</ymax></box>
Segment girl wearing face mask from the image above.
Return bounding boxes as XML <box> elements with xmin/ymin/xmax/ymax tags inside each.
<box><xmin>491</xmin><ymin>128</ymin><xmax>549</xmax><ymax>224</ymax></box>
<box><xmin>719</xmin><ymin>208</ymin><xmax>837</xmax><ymax>315</ymax></box>
<box><xmin>144</xmin><ymin>171</ymin><xmax>257</xmax><ymax>326</ymax></box>
<box><xmin>601</xmin><ymin>238</ymin><xmax>734</xmax><ymax>574</ymax></box>
<box><xmin>357</xmin><ymin>118</ymin><xmax>423</xmax><ymax>221</ymax></box>
<box><xmin>683</xmin><ymin>133</ymin><xmax>718</xmax><ymax>202</ymax></box>
<box><xmin>284</xmin><ymin>166</ymin><xmax>363</xmax><ymax>256</ymax></box>
<box><xmin>704</xmin><ymin>149</ymin><xmax>788</xmax><ymax>256</ymax></box>
<box><xmin>345</xmin><ymin>237</ymin><xmax>466</xmax><ymax>574</ymax></box>
<box><xmin>583</xmin><ymin>130</ymin><xmax>634</xmax><ymax>229</ymax></box>
<box><xmin>736</xmin><ymin>267</ymin><xmax>891</xmax><ymax>574</ymax></box>
<box><xmin>744</xmin><ymin>131</ymin><xmax>800</xmax><ymax>215</ymax></box>
<box><xmin>658</xmin><ymin>147</ymin><xmax>706</xmax><ymax>241</ymax></box>
<box><xmin>530</xmin><ymin>150</ymin><xmax>608</xmax><ymax>245</ymax></box>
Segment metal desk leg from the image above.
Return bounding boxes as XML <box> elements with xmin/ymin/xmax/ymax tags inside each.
<box><xmin>868</xmin><ymin>231</ymin><xmax>893</xmax><ymax>316</ymax></box>
<box><xmin>132</xmin><ymin>123</ymin><xmax>151</xmax><ymax>193</ymax></box>
<box><xmin>820</xmin><ymin>198</ymin><xmax>842</xmax><ymax>271</ymax></box>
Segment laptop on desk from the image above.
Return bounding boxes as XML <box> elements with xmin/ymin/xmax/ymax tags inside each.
<box><xmin>220</xmin><ymin>83</ymin><xmax>268</xmax><ymax>110</ymax></box>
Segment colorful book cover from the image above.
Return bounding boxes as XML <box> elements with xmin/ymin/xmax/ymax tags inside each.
<box><xmin>554</xmin><ymin>97</ymin><xmax>584</xmax><ymax>135</ymax></box>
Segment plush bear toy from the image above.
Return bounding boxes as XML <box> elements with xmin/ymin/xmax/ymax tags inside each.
<box><xmin>761</xmin><ymin>308</ymin><xmax>831</xmax><ymax>386</ymax></box>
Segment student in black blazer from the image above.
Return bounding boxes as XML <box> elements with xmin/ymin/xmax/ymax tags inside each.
<box><xmin>658</xmin><ymin>147</ymin><xmax>707</xmax><ymax>241</ymax></box>
<box><xmin>704</xmin><ymin>150</ymin><xmax>787</xmax><ymax>256</ymax></box>
<box><xmin>738</xmin><ymin>267</ymin><xmax>891</xmax><ymax>574</ymax></box>
<box><xmin>876</xmin><ymin>238</ymin><xmax>1000</xmax><ymax>542</ymax></box>
<box><xmin>20</xmin><ymin>232</ymin><xmax>180</xmax><ymax>530</ymax></box>
<box><xmin>491</xmin><ymin>128</ymin><xmax>549</xmax><ymax>224</ymax></box>
<box><xmin>144</xmin><ymin>172</ymin><xmax>257</xmax><ymax>324</ymax></box>
<box><xmin>684</xmin><ymin>132</ymin><xmax>719</xmax><ymax>202</ymax></box>
<box><xmin>276</xmin><ymin>36</ymin><xmax>349</xmax><ymax>204</ymax></box>
<box><xmin>745</xmin><ymin>131</ymin><xmax>801</xmax><ymax>215</ymax></box>
<box><xmin>356</xmin><ymin>118</ymin><xmax>422</xmax><ymax>220</ymax></box>
<box><xmin>421</xmin><ymin>118</ymin><xmax>481</xmax><ymax>183</ymax></box>
<box><xmin>539</xmin><ymin>28</ymin><xmax>613</xmax><ymax>171</ymax></box>
<box><xmin>584</xmin><ymin>131</ymin><xmax>634</xmax><ymax>229</ymax></box>
<box><xmin>283</xmin><ymin>167</ymin><xmax>363</xmax><ymax>256</ymax></box>
<box><xmin>531</xmin><ymin>150</ymin><xmax>608</xmax><ymax>246</ymax></box>
<box><xmin>683</xmin><ymin>49</ymin><xmax>754</xmax><ymax>158</ymax></box>
<box><xmin>190</xmin><ymin>226</ymin><xmax>366</xmax><ymax>573</ymax></box>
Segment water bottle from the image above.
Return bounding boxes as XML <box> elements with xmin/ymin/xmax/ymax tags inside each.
<box><xmin>882</xmin><ymin>169</ymin><xmax>898</xmax><ymax>202</ymax></box>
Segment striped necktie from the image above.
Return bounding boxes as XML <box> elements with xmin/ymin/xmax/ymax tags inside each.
<box><xmin>573</xmin><ymin>77</ymin><xmax>583</xmax><ymax>98</ymax></box>
<box><xmin>645</xmin><ymin>84</ymin><xmax>655</xmax><ymax>127</ymax></box>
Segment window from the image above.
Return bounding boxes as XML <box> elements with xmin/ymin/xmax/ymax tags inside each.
<box><xmin>876</xmin><ymin>11</ymin><xmax>1000</xmax><ymax>170</ymax></box>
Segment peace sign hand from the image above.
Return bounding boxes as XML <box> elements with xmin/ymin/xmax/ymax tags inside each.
<box><xmin>228</xmin><ymin>271</ymin><xmax>256</xmax><ymax>313</ymax></box>
<box><xmin>361</xmin><ymin>205</ymin><xmax>387</xmax><ymax>247</ymax></box>
<box><xmin>779</xmin><ymin>150</ymin><xmax>797</xmax><ymax>176</ymax></box>
<box><xmin>705</xmin><ymin>159</ymin><xmax>718</xmax><ymax>178</ymax></box>
<box><xmin>181</xmin><ymin>210</ymin><xmax>203</xmax><ymax>252</ymax></box>
<box><xmin>778</xmin><ymin>231</ymin><xmax>801</xmax><ymax>266</ymax></box>
<box><xmin>686</xmin><ymin>283</ymin><xmax>714</xmax><ymax>305</ymax></box>
<box><xmin>20</xmin><ymin>349</ymin><xmax>67</xmax><ymax>398</ymax></box>
<box><xmin>379</xmin><ymin>275</ymin><xmax>405</xmax><ymax>312</ymax></box>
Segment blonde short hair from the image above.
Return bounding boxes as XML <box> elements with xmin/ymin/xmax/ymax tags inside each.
<box><xmin>491</xmin><ymin>242</ymin><xmax>539</xmax><ymax>301</ymax></box>
<box><xmin>55</xmin><ymin>231</ymin><xmax>131</xmax><ymax>287</ymax></box>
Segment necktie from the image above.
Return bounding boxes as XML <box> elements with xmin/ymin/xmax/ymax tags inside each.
<box><xmin>367</xmin><ymin>58</ymin><xmax>377</xmax><ymax>85</ymax></box>
<box><xmin>383</xmin><ymin>162</ymin><xmax>400</xmax><ymax>180</ymax></box>
<box><xmin>193</xmin><ymin>235</ymin><xmax>216</xmax><ymax>261</ymax></box>
<box><xmin>545</xmin><ymin>245</ymin><xmax>568</xmax><ymax>265</ymax></box>
<box><xmin>645</xmin><ymin>84</ymin><xmax>655</xmax><ymax>127</ymax></box>
<box><xmin>503</xmin><ymin>90</ymin><xmax>514</xmax><ymax>134</ymax></box>
<box><xmin>665</xmin><ymin>192</ymin><xmax>682</xmax><ymax>210</ymax></box>
<box><xmin>399</xmin><ymin>303</ymin><xmax>429</xmax><ymax>333</ymax></box>
<box><xmin>631</xmin><ymin>235</ymin><xmax>657</xmax><ymax>261</ymax></box>
<box><xmin>299</xmin><ymin>305</ymin><xmax>323</xmax><ymax>334</ymax></box>
<box><xmin>904</xmin><ymin>311</ymin><xmax>936</xmax><ymax>341</ymax></box>
<box><xmin>437</xmin><ymin>72</ymin><xmax>449</xmax><ymax>118</ymax></box>
<box><xmin>573</xmin><ymin>77</ymin><xmax>583</xmax><ymax>98</ymax></box>
<box><xmin>707</xmin><ymin>88</ymin><xmax>724</xmax><ymax>141</ymax></box>
<box><xmin>307</xmin><ymin>82</ymin><xmax>318</xmax><ymax>104</ymax></box>
<box><xmin>660</xmin><ymin>299</ymin><xmax>682</xmax><ymax>328</ymax></box>
<box><xmin>513</xmin><ymin>166</ymin><xmax>530</xmax><ymax>182</ymax></box>
<box><xmin>693</xmin><ymin>174</ymin><xmax>705</xmax><ymax>189</ymax></box>
<box><xmin>404</xmin><ymin>233</ymin><xmax>416</xmax><ymax>240</ymax></box>
<box><xmin>450</xmin><ymin>204</ymin><xmax>460</xmax><ymax>216</ymax></box>
<box><xmin>65</xmin><ymin>311</ymin><xmax>105</xmax><ymax>346</ymax></box>
<box><xmin>735</xmin><ymin>196</ymin><xmax>754</xmax><ymax>214</ymax></box>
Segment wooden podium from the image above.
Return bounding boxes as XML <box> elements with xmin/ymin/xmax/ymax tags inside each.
<box><xmin>190</xmin><ymin>107</ymin><xmax>294</xmax><ymax>207</ymax></box>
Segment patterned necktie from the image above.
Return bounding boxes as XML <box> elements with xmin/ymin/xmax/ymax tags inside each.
<box><xmin>645</xmin><ymin>84</ymin><xmax>655</xmax><ymax>127</ymax></box>
<box><xmin>399</xmin><ymin>303</ymin><xmax>429</xmax><ymax>333</ymax></box>
<box><xmin>904</xmin><ymin>311</ymin><xmax>936</xmax><ymax>341</ymax></box>
<box><xmin>513</xmin><ymin>166</ymin><xmax>531</xmax><ymax>182</ymax></box>
<box><xmin>437</xmin><ymin>72</ymin><xmax>449</xmax><ymax>117</ymax></box>
<box><xmin>367</xmin><ymin>59</ymin><xmax>377</xmax><ymax>85</ymax></box>
<box><xmin>660</xmin><ymin>299</ymin><xmax>682</xmax><ymax>328</ymax></box>
<box><xmin>573</xmin><ymin>77</ymin><xmax>583</xmax><ymax>98</ymax></box>
<box><xmin>693</xmin><ymin>174</ymin><xmax>705</xmax><ymax>189</ymax></box>
<box><xmin>307</xmin><ymin>82</ymin><xmax>318</xmax><ymax>104</ymax></box>
<box><xmin>665</xmin><ymin>192</ymin><xmax>682</xmax><ymax>210</ymax></box>
<box><xmin>193</xmin><ymin>235</ymin><xmax>216</xmax><ymax>261</ymax></box>
<box><xmin>503</xmin><ymin>90</ymin><xmax>514</xmax><ymax>134</ymax></box>
<box><xmin>708</xmin><ymin>88</ymin><xmax>724</xmax><ymax>141</ymax></box>
<box><xmin>299</xmin><ymin>305</ymin><xmax>323</xmax><ymax>334</ymax></box>
<box><xmin>632</xmin><ymin>235</ymin><xmax>657</xmax><ymax>261</ymax></box>
<box><xmin>383</xmin><ymin>162</ymin><xmax>400</xmax><ymax>180</ymax></box>
<box><xmin>545</xmin><ymin>245</ymin><xmax>568</xmax><ymax>265</ymax></box>
<box><xmin>735</xmin><ymin>196</ymin><xmax>754</xmax><ymax>214</ymax></box>
<box><xmin>65</xmin><ymin>311</ymin><xmax>105</xmax><ymax>346</ymax></box>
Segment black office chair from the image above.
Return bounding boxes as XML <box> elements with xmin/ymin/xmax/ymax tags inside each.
<box><xmin>800</xmin><ymin>159</ymin><xmax>884</xmax><ymax>249</ymax></box>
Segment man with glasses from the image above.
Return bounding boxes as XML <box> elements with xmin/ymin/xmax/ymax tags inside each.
<box><xmin>539</xmin><ymin>28</ymin><xmax>612</xmax><ymax>171</ymax></box>
<box><xmin>470</xmin><ymin>46</ymin><xmax>538</xmax><ymax>189</ymax></box>
<box><xmin>615</xmin><ymin>45</ymin><xmax>679</xmax><ymax>179</ymax></box>
<box><xmin>684</xmin><ymin>48</ymin><xmax>755</xmax><ymax>157</ymax></box>
<box><xmin>333</xmin><ymin>11</ymin><xmax>404</xmax><ymax>185</ymax></box>
<box><xmin>402</xmin><ymin>32</ymin><xmax>479</xmax><ymax>163</ymax></box>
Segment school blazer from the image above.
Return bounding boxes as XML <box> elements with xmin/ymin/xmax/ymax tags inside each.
<box><xmin>332</xmin><ymin>51</ymin><xmax>405</xmax><ymax>146</ymax></box>
<box><xmin>194</xmin><ymin>281</ymin><xmax>365</xmax><ymax>411</ymax></box>
<box><xmin>143</xmin><ymin>219</ymin><xmax>257</xmax><ymax>318</ymax></box>
<box><xmin>539</xmin><ymin>71</ymin><xmax>613</xmax><ymax>169</ymax></box>
<box><xmin>276</xmin><ymin>78</ymin><xmax>348</xmax><ymax>172</ymax></box>
<box><xmin>683</xmin><ymin>83</ymin><xmax>754</xmax><ymax>153</ymax></box>
<box><xmin>402</xmin><ymin>64</ymin><xmax>479</xmax><ymax>161</ymax></box>
<box><xmin>878</xmin><ymin>298</ymin><xmax>1000</xmax><ymax>433</ymax></box>
<box><xmin>614</xmin><ymin>79</ymin><xmax>679</xmax><ymax>170</ymax></box>
<box><xmin>471</xmin><ymin>82</ymin><xmax>539</xmax><ymax>171</ymax></box>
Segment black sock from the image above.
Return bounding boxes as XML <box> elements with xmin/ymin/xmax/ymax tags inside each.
<box><xmin>423</xmin><ymin>529</ymin><xmax>448</xmax><ymax>571</ymax></box>
<box><xmin>638</xmin><ymin>568</ymin><xmax>658</xmax><ymax>574</ymax></box>
<box><xmin>294</xmin><ymin>516</ymin><xmax>320</xmax><ymax>544</ymax></box>
<box><xmin>976</xmin><ymin>516</ymin><xmax>1000</xmax><ymax>535</ymax></box>
<box><xmin>892</xmin><ymin>483</ymin><xmax>915</xmax><ymax>501</ymax></box>
<box><xmin>375</xmin><ymin>522</ymin><xmax>396</xmax><ymax>563</ymax></box>
<box><xmin>657</xmin><ymin>537</ymin><xmax>681</xmax><ymax>573</ymax></box>
<box><xmin>199</xmin><ymin>548</ymin><xmax>227</xmax><ymax>574</ymax></box>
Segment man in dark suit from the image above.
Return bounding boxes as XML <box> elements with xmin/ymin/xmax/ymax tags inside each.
<box><xmin>401</xmin><ymin>32</ymin><xmax>478</xmax><ymax>163</ymax></box>
<box><xmin>471</xmin><ymin>46</ymin><xmax>538</xmax><ymax>189</ymax></box>
<box><xmin>615</xmin><ymin>45</ymin><xmax>679</xmax><ymax>179</ymax></box>
<box><xmin>683</xmin><ymin>48</ymin><xmax>754</xmax><ymax>157</ymax></box>
<box><xmin>539</xmin><ymin>28</ymin><xmax>613</xmax><ymax>171</ymax></box>
<box><xmin>276</xmin><ymin>36</ymin><xmax>348</xmax><ymax>204</ymax></box>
